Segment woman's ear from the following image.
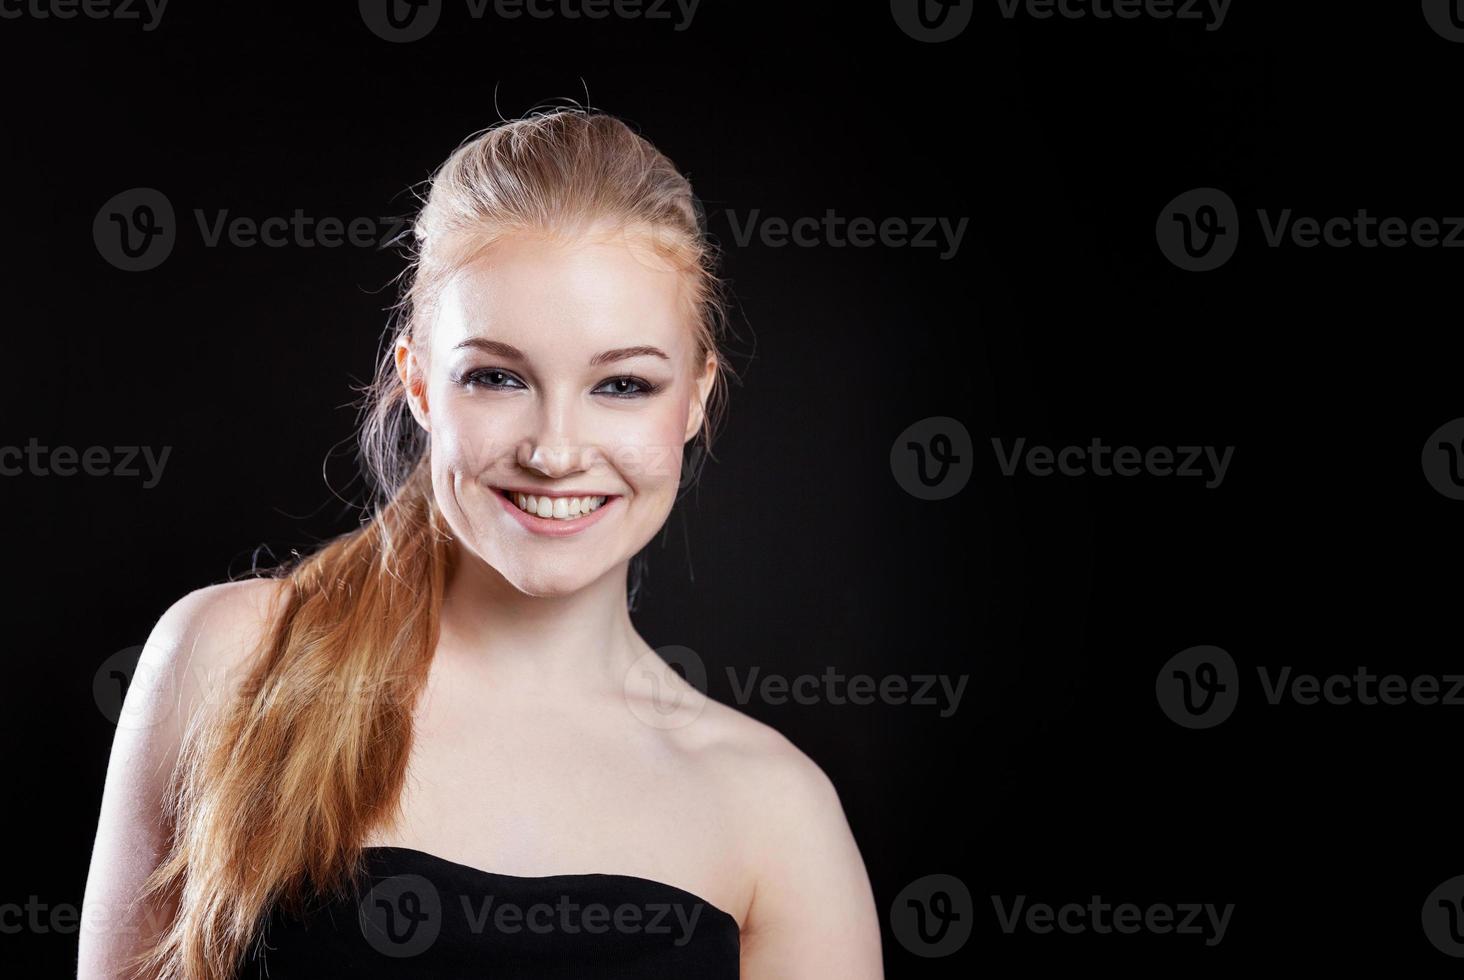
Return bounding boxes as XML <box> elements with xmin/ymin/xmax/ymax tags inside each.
<box><xmin>683</xmin><ymin>350</ymin><xmax>717</xmax><ymax>443</ymax></box>
<box><xmin>396</xmin><ymin>339</ymin><xmax>430</xmax><ymax>431</ymax></box>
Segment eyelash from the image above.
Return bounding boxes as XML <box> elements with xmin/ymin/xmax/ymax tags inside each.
<box><xmin>455</xmin><ymin>367</ymin><xmax>660</xmax><ymax>399</ymax></box>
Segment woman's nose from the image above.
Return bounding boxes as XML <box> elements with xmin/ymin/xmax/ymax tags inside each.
<box><xmin>516</xmin><ymin>400</ymin><xmax>591</xmax><ymax>478</ymax></box>
<box><xmin>520</xmin><ymin>443</ymin><xmax>588</xmax><ymax>478</ymax></box>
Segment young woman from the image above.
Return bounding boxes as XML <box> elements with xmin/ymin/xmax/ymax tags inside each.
<box><xmin>79</xmin><ymin>109</ymin><xmax>884</xmax><ymax>978</ymax></box>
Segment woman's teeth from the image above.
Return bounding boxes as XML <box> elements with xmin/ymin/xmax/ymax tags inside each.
<box><xmin>510</xmin><ymin>492</ymin><xmax>607</xmax><ymax>520</ymax></box>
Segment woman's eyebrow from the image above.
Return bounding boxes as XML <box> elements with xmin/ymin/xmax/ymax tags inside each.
<box><xmin>453</xmin><ymin>337</ymin><xmax>670</xmax><ymax>366</ymax></box>
<box><xmin>589</xmin><ymin>345</ymin><xmax>671</xmax><ymax>366</ymax></box>
<box><xmin>453</xmin><ymin>337</ymin><xmax>525</xmax><ymax>359</ymax></box>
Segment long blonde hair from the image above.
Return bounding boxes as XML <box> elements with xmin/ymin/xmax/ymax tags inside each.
<box><xmin>132</xmin><ymin>108</ymin><xmax>734</xmax><ymax>980</ymax></box>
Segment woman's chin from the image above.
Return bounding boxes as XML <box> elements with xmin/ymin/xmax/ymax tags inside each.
<box><xmin>497</xmin><ymin>560</ymin><xmax>606</xmax><ymax>599</ymax></box>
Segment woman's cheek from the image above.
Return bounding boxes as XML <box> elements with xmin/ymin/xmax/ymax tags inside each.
<box><xmin>609</xmin><ymin>415</ymin><xmax>690</xmax><ymax>493</ymax></box>
<box><xmin>434</xmin><ymin>407</ymin><xmax>508</xmax><ymax>482</ymax></box>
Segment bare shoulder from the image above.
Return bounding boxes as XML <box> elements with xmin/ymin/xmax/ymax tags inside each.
<box><xmin>151</xmin><ymin>576</ymin><xmax>287</xmax><ymax>655</ymax></box>
<box><xmin>678</xmin><ymin>698</ymin><xmax>885</xmax><ymax>975</ymax></box>
<box><xmin>613</xmin><ymin>649</ymin><xmax>882</xmax><ymax>971</ymax></box>
<box><xmin>682</xmin><ymin>697</ymin><xmax>842</xmax><ymax>814</ymax></box>
<box><xmin>629</xmin><ymin>665</ymin><xmax>850</xmax><ymax>832</ymax></box>
<box><xmin>79</xmin><ymin>577</ymin><xmax>293</xmax><ymax>977</ymax></box>
<box><xmin>141</xmin><ymin>576</ymin><xmax>291</xmax><ymax>721</ymax></box>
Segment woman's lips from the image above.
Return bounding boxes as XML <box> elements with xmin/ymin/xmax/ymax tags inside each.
<box><xmin>494</xmin><ymin>488</ymin><xmax>619</xmax><ymax>537</ymax></box>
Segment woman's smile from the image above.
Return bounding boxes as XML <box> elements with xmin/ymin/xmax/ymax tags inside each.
<box><xmin>492</xmin><ymin>485</ymin><xmax>622</xmax><ymax>536</ymax></box>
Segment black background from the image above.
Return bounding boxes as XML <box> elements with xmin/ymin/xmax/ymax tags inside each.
<box><xmin>1</xmin><ymin>0</ymin><xmax>1460</xmax><ymax>974</ymax></box>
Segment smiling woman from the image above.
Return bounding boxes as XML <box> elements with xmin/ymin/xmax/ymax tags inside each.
<box><xmin>78</xmin><ymin>108</ymin><xmax>885</xmax><ymax>980</ymax></box>
<box><xmin>411</xmin><ymin>231</ymin><xmax>713</xmax><ymax>588</ymax></box>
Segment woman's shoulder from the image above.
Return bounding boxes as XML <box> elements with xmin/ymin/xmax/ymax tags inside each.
<box><xmin>139</xmin><ymin>576</ymin><xmax>292</xmax><ymax>720</ymax></box>
<box><xmin>670</xmin><ymin>694</ymin><xmax>880</xmax><ymax>963</ymax></box>
<box><xmin>156</xmin><ymin>575</ymin><xmax>288</xmax><ymax>631</ymax></box>
<box><xmin>626</xmin><ymin>649</ymin><xmax>836</xmax><ymax>803</ymax></box>
<box><xmin>151</xmin><ymin>577</ymin><xmax>288</xmax><ymax>661</ymax></box>
<box><xmin>669</xmin><ymin>694</ymin><xmax>849</xmax><ymax>838</ymax></box>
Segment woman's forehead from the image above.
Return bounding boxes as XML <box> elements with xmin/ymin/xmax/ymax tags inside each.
<box><xmin>431</xmin><ymin>235</ymin><xmax>692</xmax><ymax>354</ymax></box>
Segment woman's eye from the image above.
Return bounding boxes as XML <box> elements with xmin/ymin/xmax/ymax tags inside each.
<box><xmin>594</xmin><ymin>376</ymin><xmax>657</xmax><ymax>398</ymax></box>
<box><xmin>460</xmin><ymin>368</ymin><xmax>525</xmax><ymax>390</ymax></box>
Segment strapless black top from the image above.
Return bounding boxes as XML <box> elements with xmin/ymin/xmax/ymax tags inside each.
<box><xmin>239</xmin><ymin>846</ymin><xmax>740</xmax><ymax>978</ymax></box>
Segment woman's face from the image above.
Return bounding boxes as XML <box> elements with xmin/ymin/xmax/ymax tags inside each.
<box><xmin>398</xmin><ymin>230</ymin><xmax>716</xmax><ymax>597</ymax></box>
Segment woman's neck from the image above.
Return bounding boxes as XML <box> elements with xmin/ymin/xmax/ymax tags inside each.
<box><xmin>434</xmin><ymin>547</ymin><xmax>646</xmax><ymax>696</ymax></box>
